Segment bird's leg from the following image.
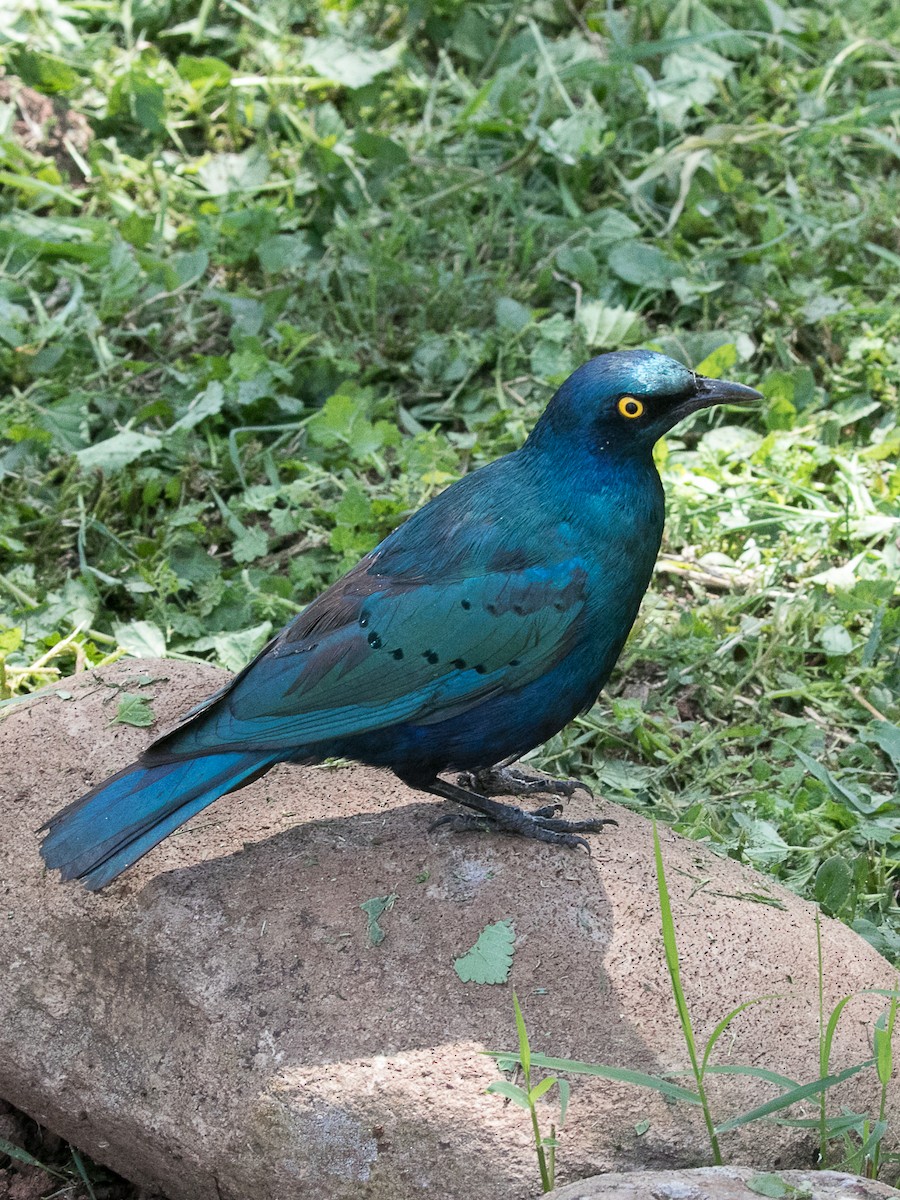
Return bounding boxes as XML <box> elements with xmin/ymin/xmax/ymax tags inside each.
<box><xmin>457</xmin><ymin>764</ymin><xmax>593</xmax><ymax>801</ymax></box>
<box><xmin>425</xmin><ymin>776</ymin><xmax>616</xmax><ymax>852</ymax></box>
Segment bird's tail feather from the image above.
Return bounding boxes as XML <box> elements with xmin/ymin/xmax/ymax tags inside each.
<box><xmin>40</xmin><ymin>752</ymin><xmax>279</xmax><ymax>891</ymax></box>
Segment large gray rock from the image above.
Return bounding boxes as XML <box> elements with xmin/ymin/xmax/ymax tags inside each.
<box><xmin>1</xmin><ymin>660</ymin><xmax>897</xmax><ymax>1199</ymax></box>
<box><xmin>549</xmin><ymin>1167</ymin><xmax>900</xmax><ymax>1199</ymax></box>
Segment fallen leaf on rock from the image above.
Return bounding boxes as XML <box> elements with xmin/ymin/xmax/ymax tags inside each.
<box><xmin>454</xmin><ymin>919</ymin><xmax>515</xmax><ymax>984</ymax></box>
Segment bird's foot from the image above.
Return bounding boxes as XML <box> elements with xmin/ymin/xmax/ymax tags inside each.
<box><xmin>428</xmin><ymin>777</ymin><xmax>616</xmax><ymax>851</ymax></box>
<box><xmin>457</xmin><ymin>764</ymin><xmax>592</xmax><ymax>800</ymax></box>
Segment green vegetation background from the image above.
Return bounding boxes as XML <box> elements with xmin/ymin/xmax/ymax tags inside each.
<box><xmin>1</xmin><ymin>0</ymin><xmax>898</xmax><ymax>951</ymax></box>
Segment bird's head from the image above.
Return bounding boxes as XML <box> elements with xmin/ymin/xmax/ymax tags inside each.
<box><xmin>526</xmin><ymin>349</ymin><xmax>761</xmax><ymax>460</ymax></box>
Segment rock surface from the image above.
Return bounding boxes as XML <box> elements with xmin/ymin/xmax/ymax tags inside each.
<box><xmin>1</xmin><ymin>660</ymin><xmax>897</xmax><ymax>1200</ymax></box>
<box><xmin>548</xmin><ymin>1167</ymin><xmax>900</xmax><ymax>1199</ymax></box>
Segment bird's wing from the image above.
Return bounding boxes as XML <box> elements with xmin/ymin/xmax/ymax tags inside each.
<box><xmin>154</xmin><ymin>554</ymin><xmax>589</xmax><ymax>757</ymax></box>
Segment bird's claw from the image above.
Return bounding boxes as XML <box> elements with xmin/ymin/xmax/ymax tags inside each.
<box><xmin>431</xmin><ymin>802</ymin><xmax>615</xmax><ymax>851</ymax></box>
<box><xmin>457</xmin><ymin>765</ymin><xmax>593</xmax><ymax>801</ymax></box>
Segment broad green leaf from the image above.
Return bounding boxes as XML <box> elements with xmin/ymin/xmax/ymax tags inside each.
<box><xmin>171</xmin><ymin>381</ymin><xmax>225</xmax><ymax>432</ymax></box>
<box><xmin>608</xmin><ymin>242</ymin><xmax>678</xmax><ymax>288</ymax></box>
<box><xmin>454</xmin><ymin>920</ymin><xmax>515</xmax><ymax>984</ymax></box>
<box><xmin>197</xmin><ymin>150</ymin><xmax>270</xmax><ymax>196</ymax></box>
<box><xmin>870</xmin><ymin>722</ymin><xmax>900</xmax><ymax>776</ymax></box>
<box><xmin>819</xmin><ymin>624</ymin><xmax>853</xmax><ymax>656</ymax></box>
<box><xmin>113</xmin><ymin>620</ymin><xmax>166</xmax><ymax>658</ymax></box>
<box><xmin>578</xmin><ymin>302</ymin><xmax>641</xmax><ymax>349</ymax></box>
<box><xmin>114</xmin><ymin>693</ymin><xmax>155</xmax><ymax>727</ymax></box>
<box><xmin>177</xmin><ymin>55</ymin><xmax>233</xmax><ymax>87</ymax></box>
<box><xmin>191</xmin><ymin>622</ymin><xmax>273</xmax><ymax>672</ymax></box>
<box><xmin>495</xmin><ymin>297</ymin><xmax>531</xmax><ymax>333</ymax></box>
<box><xmin>695</xmin><ymin>344</ymin><xmax>737</xmax><ymax>377</ymax></box>
<box><xmin>814</xmin><ymin>856</ymin><xmax>852</xmax><ymax>915</ymax></box>
<box><xmin>746</xmin><ymin>1175</ymin><xmax>792</xmax><ymax>1198</ymax></box>
<box><xmin>0</xmin><ymin>627</ymin><xmax>23</xmax><ymax>654</ymax></box>
<box><xmin>231</xmin><ymin>527</ymin><xmax>269</xmax><ymax>564</ymax></box>
<box><xmin>76</xmin><ymin>431</ymin><xmax>162</xmax><ymax>472</ymax></box>
<box><xmin>302</xmin><ymin>36</ymin><xmax>400</xmax><ymax>89</ymax></box>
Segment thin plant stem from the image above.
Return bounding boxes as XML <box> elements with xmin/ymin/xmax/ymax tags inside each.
<box><xmin>653</xmin><ymin>820</ymin><xmax>722</xmax><ymax>1165</ymax></box>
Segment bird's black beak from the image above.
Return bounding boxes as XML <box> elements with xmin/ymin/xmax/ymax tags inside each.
<box><xmin>683</xmin><ymin>373</ymin><xmax>763</xmax><ymax>416</ymax></box>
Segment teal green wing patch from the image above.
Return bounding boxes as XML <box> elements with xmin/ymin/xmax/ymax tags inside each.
<box><xmin>174</xmin><ymin>560</ymin><xmax>588</xmax><ymax>752</ymax></box>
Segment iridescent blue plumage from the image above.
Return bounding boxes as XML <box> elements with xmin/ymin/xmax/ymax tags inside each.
<box><xmin>41</xmin><ymin>350</ymin><xmax>761</xmax><ymax>888</ymax></box>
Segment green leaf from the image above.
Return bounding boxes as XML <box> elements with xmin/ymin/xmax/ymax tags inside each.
<box><xmin>486</xmin><ymin>1080</ymin><xmax>531</xmax><ymax>1109</ymax></box>
<box><xmin>302</xmin><ymin>36</ymin><xmax>401</xmax><ymax>89</ymax></box>
<box><xmin>695</xmin><ymin>343</ymin><xmax>738</xmax><ymax>376</ymax></box>
<box><xmin>484</xmin><ymin>1051</ymin><xmax>701</xmax><ymax>1105</ymax></box>
<box><xmin>76</xmin><ymin>431</ymin><xmax>162</xmax><ymax>472</ymax></box>
<box><xmin>819</xmin><ymin>624</ymin><xmax>853</xmax><ymax>656</ymax></box>
<box><xmin>715</xmin><ymin>1059</ymin><xmax>874</xmax><ymax>1132</ymax></box>
<box><xmin>746</xmin><ymin>1175</ymin><xmax>793</xmax><ymax>1198</ymax></box>
<box><xmin>454</xmin><ymin>920</ymin><xmax>515</xmax><ymax>984</ymax></box>
<box><xmin>577</xmin><ymin>302</ymin><xmax>641</xmax><ymax>349</ymax></box>
<box><xmin>360</xmin><ymin>894</ymin><xmax>397</xmax><ymax>946</ymax></box>
<box><xmin>0</xmin><ymin>627</ymin><xmax>23</xmax><ymax>654</ymax></box>
<box><xmin>814</xmin><ymin>856</ymin><xmax>853</xmax><ymax>916</ymax></box>
<box><xmin>529</xmin><ymin>1076</ymin><xmax>558</xmax><ymax>1103</ymax></box>
<box><xmin>191</xmin><ymin>623</ymin><xmax>273</xmax><ymax>672</ymax></box>
<box><xmin>495</xmin><ymin>298</ymin><xmax>532</xmax><ymax>333</ymax></box>
<box><xmin>11</xmin><ymin>50</ymin><xmax>80</xmax><ymax>94</ymax></box>
<box><xmin>513</xmin><ymin>990</ymin><xmax>530</xmax><ymax>1075</ymax></box>
<box><xmin>197</xmin><ymin>150</ymin><xmax>270</xmax><ymax>196</ymax></box>
<box><xmin>794</xmin><ymin>748</ymin><xmax>881</xmax><ymax>816</ymax></box>
<box><xmin>870</xmin><ymin>722</ymin><xmax>900</xmax><ymax>776</ymax></box>
<box><xmin>874</xmin><ymin>991</ymin><xmax>898</xmax><ymax>1087</ymax></box>
<box><xmin>177</xmin><ymin>55</ymin><xmax>233</xmax><ymax>87</ymax></box>
<box><xmin>231</xmin><ymin>527</ymin><xmax>269</xmax><ymax>564</ymax></box>
<box><xmin>608</xmin><ymin>242</ymin><xmax>678</xmax><ymax>287</ymax></box>
<box><xmin>171</xmin><ymin>381</ymin><xmax>225</xmax><ymax>432</ymax></box>
<box><xmin>113</xmin><ymin>620</ymin><xmax>166</xmax><ymax>658</ymax></box>
<box><xmin>0</xmin><ymin>1136</ymin><xmax>65</xmax><ymax>1179</ymax></box>
<box><xmin>114</xmin><ymin>692</ymin><xmax>155</xmax><ymax>727</ymax></box>
<box><xmin>257</xmin><ymin>234</ymin><xmax>311</xmax><ymax>273</ymax></box>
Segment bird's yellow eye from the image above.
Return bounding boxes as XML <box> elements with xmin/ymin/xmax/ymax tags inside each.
<box><xmin>618</xmin><ymin>396</ymin><xmax>644</xmax><ymax>419</ymax></box>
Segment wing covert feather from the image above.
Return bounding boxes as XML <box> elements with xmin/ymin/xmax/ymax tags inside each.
<box><xmin>164</xmin><ymin>559</ymin><xmax>589</xmax><ymax>754</ymax></box>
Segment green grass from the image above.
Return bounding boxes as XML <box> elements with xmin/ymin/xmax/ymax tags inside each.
<box><xmin>1</xmin><ymin>0</ymin><xmax>898</xmax><ymax>958</ymax></box>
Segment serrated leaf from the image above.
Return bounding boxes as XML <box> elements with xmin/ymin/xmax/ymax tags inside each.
<box><xmin>454</xmin><ymin>919</ymin><xmax>515</xmax><ymax>984</ymax></box>
<box><xmin>113</xmin><ymin>692</ymin><xmax>155</xmax><ymax>727</ymax></box>
<box><xmin>231</xmin><ymin>527</ymin><xmax>269</xmax><ymax>564</ymax></box>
